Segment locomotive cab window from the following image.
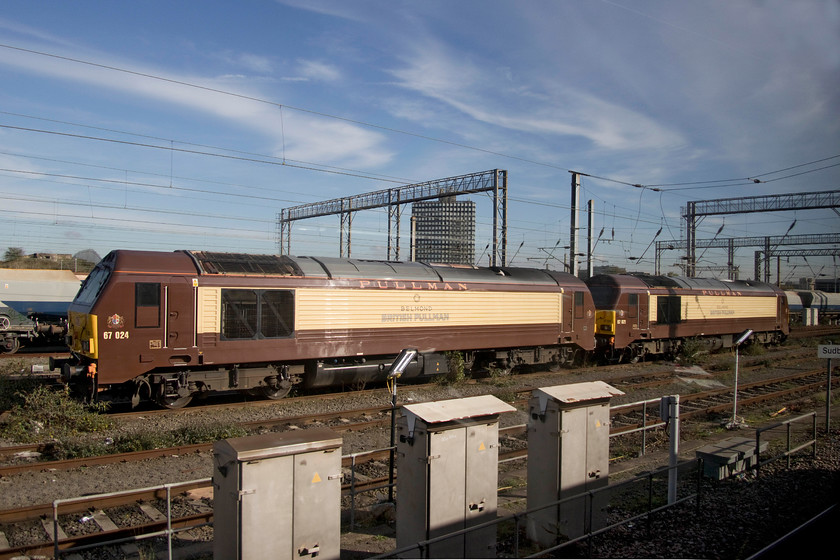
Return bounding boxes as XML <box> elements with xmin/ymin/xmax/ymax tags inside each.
<box><xmin>627</xmin><ymin>293</ymin><xmax>638</xmax><ymax>318</ymax></box>
<box><xmin>76</xmin><ymin>265</ymin><xmax>112</xmax><ymax>305</ymax></box>
<box><xmin>574</xmin><ymin>291</ymin><xmax>585</xmax><ymax>319</ymax></box>
<box><xmin>135</xmin><ymin>283</ymin><xmax>161</xmax><ymax>328</ymax></box>
<box><xmin>222</xmin><ymin>289</ymin><xmax>294</xmax><ymax>340</ymax></box>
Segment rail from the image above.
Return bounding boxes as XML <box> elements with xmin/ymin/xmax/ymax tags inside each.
<box><xmin>609</xmin><ymin>397</ymin><xmax>667</xmax><ymax>455</ymax></box>
<box><xmin>32</xmin><ymin>395</ymin><xmax>719</xmax><ymax>558</ymax></box>
<box><xmin>51</xmin><ymin>478</ymin><xmax>210</xmax><ymax>559</ymax></box>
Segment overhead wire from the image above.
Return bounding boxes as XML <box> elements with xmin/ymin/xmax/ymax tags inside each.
<box><xmin>0</xmin><ymin>123</ymin><xmax>414</xmax><ymax>184</ymax></box>
<box><xmin>649</xmin><ymin>154</ymin><xmax>840</xmax><ymax>189</ymax></box>
<box><xmin>0</xmin><ymin>43</ymin><xmax>646</xmax><ymax>189</ymax></box>
<box><xmin>1</xmin><ymin>137</ymin><xmax>676</xmax><ymax>255</ymax></box>
<box><xmin>0</xmin><ymin>110</ymin><xmax>416</xmax><ymax>186</ymax></box>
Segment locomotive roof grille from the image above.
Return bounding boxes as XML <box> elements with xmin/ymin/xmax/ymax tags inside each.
<box><xmin>623</xmin><ymin>273</ymin><xmax>775</xmax><ymax>293</ymax></box>
<box><xmin>188</xmin><ymin>252</ymin><xmax>304</xmax><ymax>276</ymax></box>
<box><xmin>586</xmin><ymin>273</ymin><xmax>777</xmax><ymax>294</ymax></box>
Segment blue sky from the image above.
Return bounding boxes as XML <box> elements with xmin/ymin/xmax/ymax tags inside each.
<box><xmin>1</xmin><ymin>0</ymin><xmax>838</xmax><ymax>282</ymax></box>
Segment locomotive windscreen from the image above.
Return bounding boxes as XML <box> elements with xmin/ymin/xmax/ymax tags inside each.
<box><xmin>74</xmin><ymin>258</ymin><xmax>113</xmax><ymax>305</ymax></box>
<box><xmin>588</xmin><ymin>286</ymin><xmax>619</xmax><ymax>308</ymax></box>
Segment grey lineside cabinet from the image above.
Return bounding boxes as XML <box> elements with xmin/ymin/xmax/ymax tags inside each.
<box><xmin>526</xmin><ymin>381</ymin><xmax>624</xmax><ymax>546</ymax></box>
<box><xmin>395</xmin><ymin>394</ymin><xmax>516</xmax><ymax>558</ymax></box>
<box><xmin>212</xmin><ymin>428</ymin><xmax>343</xmax><ymax>560</ymax></box>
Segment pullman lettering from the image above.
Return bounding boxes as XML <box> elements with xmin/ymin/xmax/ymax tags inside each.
<box><xmin>359</xmin><ymin>280</ymin><xmax>468</xmax><ymax>291</ymax></box>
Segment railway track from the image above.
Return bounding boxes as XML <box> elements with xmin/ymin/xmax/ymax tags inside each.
<box><xmin>0</xmin><ymin>363</ymin><xmax>835</xmax><ymax>558</ymax></box>
<box><xmin>0</xmin><ymin>346</ymin><xmax>817</xmax><ymax>469</ymax></box>
<box><xmin>0</xmin><ymin>331</ymin><xmax>831</xmax><ymax>418</ymax></box>
<box><xmin>788</xmin><ymin>324</ymin><xmax>840</xmax><ymax>339</ymax></box>
<box><xmin>0</xmin><ymin>346</ymin><xmax>825</xmax><ymax>469</ymax></box>
<box><xmin>609</xmin><ymin>368</ymin><xmax>836</xmax><ymax>433</ymax></box>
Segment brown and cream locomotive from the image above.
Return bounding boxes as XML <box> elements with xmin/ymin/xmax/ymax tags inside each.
<box><xmin>587</xmin><ymin>274</ymin><xmax>788</xmax><ymax>363</ymax></box>
<box><xmin>54</xmin><ymin>250</ymin><xmax>595</xmax><ymax>407</ymax></box>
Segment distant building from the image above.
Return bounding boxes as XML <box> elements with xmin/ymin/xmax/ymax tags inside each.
<box><xmin>29</xmin><ymin>253</ymin><xmax>73</xmax><ymax>261</ymax></box>
<box><xmin>412</xmin><ymin>198</ymin><xmax>475</xmax><ymax>265</ymax></box>
<box><xmin>74</xmin><ymin>249</ymin><xmax>101</xmax><ymax>264</ymax></box>
<box><xmin>814</xmin><ymin>278</ymin><xmax>839</xmax><ymax>293</ymax></box>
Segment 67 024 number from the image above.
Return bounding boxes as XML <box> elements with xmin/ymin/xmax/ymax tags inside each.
<box><xmin>103</xmin><ymin>331</ymin><xmax>130</xmax><ymax>340</ymax></box>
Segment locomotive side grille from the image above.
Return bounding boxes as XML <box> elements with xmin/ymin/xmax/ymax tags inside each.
<box><xmin>197</xmin><ymin>287</ymin><xmax>221</xmax><ymax>334</ymax></box>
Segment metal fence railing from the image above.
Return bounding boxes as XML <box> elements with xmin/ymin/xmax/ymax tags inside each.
<box><xmin>52</xmin><ymin>478</ymin><xmax>211</xmax><ymax>559</ymax></box>
<box><xmin>47</xmin><ymin>402</ymin><xmax>827</xmax><ymax>558</ymax></box>
<box><xmin>756</xmin><ymin>411</ymin><xmax>818</xmax><ymax>474</ymax></box>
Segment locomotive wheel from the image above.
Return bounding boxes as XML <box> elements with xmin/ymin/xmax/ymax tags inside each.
<box><xmin>155</xmin><ymin>394</ymin><xmax>193</xmax><ymax>409</ymax></box>
<box><xmin>1</xmin><ymin>336</ymin><xmax>20</xmax><ymax>354</ymax></box>
<box><xmin>255</xmin><ymin>380</ymin><xmax>292</xmax><ymax>400</ymax></box>
<box><xmin>607</xmin><ymin>347</ymin><xmax>623</xmax><ymax>364</ymax></box>
<box><xmin>492</xmin><ymin>360</ymin><xmax>514</xmax><ymax>376</ymax></box>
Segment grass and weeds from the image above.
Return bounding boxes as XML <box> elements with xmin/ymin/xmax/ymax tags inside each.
<box><xmin>0</xmin><ymin>385</ymin><xmax>111</xmax><ymax>442</ymax></box>
<box><xmin>437</xmin><ymin>351</ymin><xmax>468</xmax><ymax>385</ymax></box>
<box><xmin>0</xmin><ymin>367</ymin><xmax>43</xmax><ymax>411</ymax></box>
<box><xmin>742</xmin><ymin>342</ymin><xmax>766</xmax><ymax>356</ymax></box>
<box><xmin>0</xmin><ymin>384</ymin><xmax>248</xmax><ymax>460</ymax></box>
<box><xmin>487</xmin><ymin>365</ymin><xmax>515</xmax><ymax>387</ymax></box>
<box><xmin>49</xmin><ymin>420</ymin><xmax>248</xmax><ymax>460</ymax></box>
<box><xmin>677</xmin><ymin>337</ymin><xmax>710</xmax><ymax>365</ymax></box>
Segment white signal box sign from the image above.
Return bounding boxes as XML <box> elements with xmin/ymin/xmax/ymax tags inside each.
<box><xmin>817</xmin><ymin>345</ymin><xmax>840</xmax><ymax>359</ymax></box>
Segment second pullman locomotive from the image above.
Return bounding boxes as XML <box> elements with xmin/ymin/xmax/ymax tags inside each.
<box><xmin>586</xmin><ymin>274</ymin><xmax>788</xmax><ymax>363</ymax></box>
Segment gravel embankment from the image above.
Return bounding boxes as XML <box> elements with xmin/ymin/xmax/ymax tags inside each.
<box><xmin>588</xmin><ymin>433</ymin><xmax>839</xmax><ymax>559</ymax></box>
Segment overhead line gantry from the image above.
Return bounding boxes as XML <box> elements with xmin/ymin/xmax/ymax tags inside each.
<box><xmin>681</xmin><ymin>190</ymin><xmax>840</xmax><ymax>277</ymax></box>
<box><xmin>656</xmin><ymin>233</ymin><xmax>840</xmax><ymax>279</ymax></box>
<box><xmin>277</xmin><ymin>169</ymin><xmax>508</xmax><ymax>266</ymax></box>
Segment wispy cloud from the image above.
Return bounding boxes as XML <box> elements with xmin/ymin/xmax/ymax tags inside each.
<box><xmin>213</xmin><ymin>50</ymin><xmax>275</xmax><ymax>75</ymax></box>
<box><xmin>0</xmin><ymin>17</ymin><xmax>77</xmax><ymax>48</ymax></box>
<box><xmin>0</xmin><ymin>40</ymin><xmax>392</xmax><ymax>168</ymax></box>
<box><xmin>388</xmin><ymin>39</ymin><xmax>685</xmax><ymax>152</ymax></box>
<box><xmin>297</xmin><ymin>59</ymin><xmax>341</xmax><ymax>82</ymax></box>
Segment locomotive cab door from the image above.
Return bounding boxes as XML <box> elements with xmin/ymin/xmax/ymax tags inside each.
<box><xmin>638</xmin><ymin>292</ymin><xmax>650</xmax><ymax>331</ymax></box>
<box><xmin>562</xmin><ymin>291</ymin><xmax>574</xmax><ymax>335</ymax></box>
<box><xmin>164</xmin><ymin>277</ymin><xmax>197</xmax><ymax>352</ymax></box>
